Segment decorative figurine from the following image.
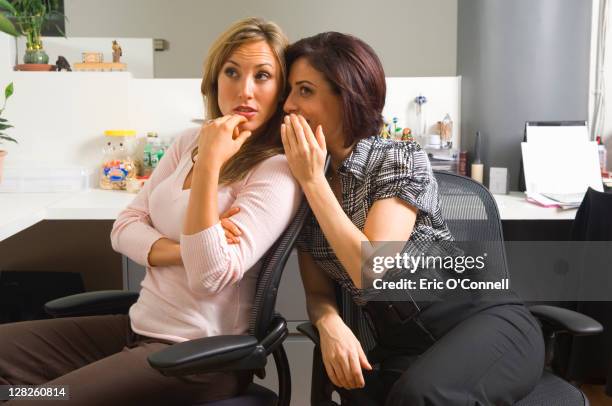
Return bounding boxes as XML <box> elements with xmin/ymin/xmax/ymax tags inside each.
<box><xmin>112</xmin><ymin>40</ymin><xmax>123</xmax><ymax>63</ymax></box>
<box><xmin>401</xmin><ymin>127</ymin><xmax>413</xmax><ymax>141</ymax></box>
<box><xmin>380</xmin><ymin>123</ymin><xmax>391</xmax><ymax>139</ymax></box>
<box><xmin>54</xmin><ymin>56</ymin><xmax>72</xmax><ymax>71</ymax></box>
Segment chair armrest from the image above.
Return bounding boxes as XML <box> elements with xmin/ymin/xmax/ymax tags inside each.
<box><xmin>44</xmin><ymin>290</ymin><xmax>139</xmax><ymax>317</ymax></box>
<box><xmin>297</xmin><ymin>322</ymin><xmax>320</xmax><ymax>346</ymax></box>
<box><xmin>148</xmin><ymin>335</ymin><xmax>264</xmax><ymax>377</ymax></box>
<box><xmin>529</xmin><ymin>305</ymin><xmax>603</xmax><ymax>336</ymax></box>
<box><xmin>149</xmin><ymin>317</ymin><xmax>289</xmax><ymax>377</ymax></box>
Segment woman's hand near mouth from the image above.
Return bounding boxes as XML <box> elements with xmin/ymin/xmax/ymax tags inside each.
<box><xmin>281</xmin><ymin>113</ymin><xmax>327</xmax><ymax>186</ymax></box>
<box><xmin>196</xmin><ymin>114</ymin><xmax>252</xmax><ymax>170</ymax></box>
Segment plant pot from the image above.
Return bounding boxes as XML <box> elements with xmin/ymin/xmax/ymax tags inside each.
<box><xmin>24</xmin><ymin>49</ymin><xmax>49</xmax><ymax>64</ymax></box>
<box><xmin>15</xmin><ymin>64</ymin><xmax>55</xmax><ymax>71</ymax></box>
<box><xmin>0</xmin><ymin>150</ymin><xmax>7</xmax><ymax>184</ymax></box>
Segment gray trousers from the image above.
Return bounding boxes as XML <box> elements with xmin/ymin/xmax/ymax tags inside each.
<box><xmin>0</xmin><ymin>314</ymin><xmax>251</xmax><ymax>405</ymax></box>
<box><xmin>345</xmin><ymin>304</ymin><xmax>545</xmax><ymax>405</ymax></box>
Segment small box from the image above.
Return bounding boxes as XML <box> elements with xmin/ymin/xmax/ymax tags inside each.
<box><xmin>489</xmin><ymin>167</ymin><xmax>509</xmax><ymax>194</ymax></box>
<box><xmin>82</xmin><ymin>52</ymin><xmax>103</xmax><ymax>63</ymax></box>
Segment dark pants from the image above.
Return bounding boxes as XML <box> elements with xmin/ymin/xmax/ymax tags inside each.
<box><xmin>0</xmin><ymin>314</ymin><xmax>251</xmax><ymax>405</ymax></box>
<box><xmin>345</xmin><ymin>304</ymin><xmax>545</xmax><ymax>406</ymax></box>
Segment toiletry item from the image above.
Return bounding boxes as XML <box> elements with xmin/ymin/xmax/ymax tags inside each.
<box><xmin>489</xmin><ymin>167</ymin><xmax>509</xmax><ymax>194</ymax></box>
<box><xmin>471</xmin><ymin>131</ymin><xmax>484</xmax><ymax>183</ymax></box>
<box><xmin>597</xmin><ymin>136</ymin><xmax>607</xmax><ymax>175</ymax></box>
<box><xmin>459</xmin><ymin>151</ymin><xmax>468</xmax><ymax>176</ymax></box>
<box><xmin>428</xmin><ymin>134</ymin><xmax>441</xmax><ymax>148</ymax></box>
<box><xmin>439</xmin><ymin>114</ymin><xmax>453</xmax><ymax>148</ymax></box>
<box><xmin>414</xmin><ymin>94</ymin><xmax>428</xmax><ymax>137</ymax></box>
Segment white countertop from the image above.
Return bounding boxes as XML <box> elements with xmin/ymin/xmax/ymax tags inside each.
<box><xmin>0</xmin><ymin>189</ymin><xmax>576</xmax><ymax>242</ymax></box>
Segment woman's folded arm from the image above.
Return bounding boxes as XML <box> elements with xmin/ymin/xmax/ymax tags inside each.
<box><xmin>110</xmin><ymin>129</ymin><xmax>193</xmax><ymax>267</ymax></box>
<box><xmin>181</xmin><ymin>155</ymin><xmax>301</xmax><ymax>295</ymax></box>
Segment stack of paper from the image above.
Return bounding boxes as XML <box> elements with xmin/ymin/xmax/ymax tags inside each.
<box><xmin>521</xmin><ymin>124</ymin><xmax>603</xmax><ymax>209</ymax></box>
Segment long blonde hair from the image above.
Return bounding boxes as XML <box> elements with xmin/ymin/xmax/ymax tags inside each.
<box><xmin>193</xmin><ymin>17</ymin><xmax>288</xmax><ymax>184</ymax></box>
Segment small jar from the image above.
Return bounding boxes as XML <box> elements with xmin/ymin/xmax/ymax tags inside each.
<box><xmin>100</xmin><ymin>130</ymin><xmax>138</xmax><ymax>190</ymax></box>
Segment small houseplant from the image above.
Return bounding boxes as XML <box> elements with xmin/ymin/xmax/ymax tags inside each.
<box><xmin>0</xmin><ymin>82</ymin><xmax>16</xmax><ymax>183</ymax></box>
<box><xmin>0</xmin><ymin>0</ymin><xmax>65</xmax><ymax>66</ymax></box>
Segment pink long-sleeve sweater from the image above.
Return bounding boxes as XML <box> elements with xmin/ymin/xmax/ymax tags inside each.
<box><xmin>110</xmin><ymin>128</ymin><xmax>301</xmax><ymax>343</ymax></box>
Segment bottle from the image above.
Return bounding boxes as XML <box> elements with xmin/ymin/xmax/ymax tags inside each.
<box><xmin>143</xmin><ymin>141</ymin><xmax>151</xmax><ymax>169</ymax></box>
<box><xmin>596</xmin><ymin>136</ymin><xmax>607</xmax><ymax>175</ymax></box>
<box><xmin>143</xmin><ymin>132</ymin><xmax>158</xmax><ymax>176</ymax></box>
<box><xmin>471</xmin><ymin>131</ymin><xmax>484</xmax><ymax>183</ymax></box>
<box><xmin>150</xmin><ymin>137</ymin><xmax>162</xmax><ymax>169</ymax></box>
<box><xmin>156</xmin><ymin>138</ymin><xmax>166</xmax><ymax>163</ymax></box>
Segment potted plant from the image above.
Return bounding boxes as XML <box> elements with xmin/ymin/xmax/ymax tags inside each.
<box><xmin>0</xmin><ymin>0</ymin><xmax>65</xmax><ymax>69</ymax></box>
<box><xmin>0</xmin><ymin>82</ymin><xmax>16</xmax><ymax>183</ymax></box>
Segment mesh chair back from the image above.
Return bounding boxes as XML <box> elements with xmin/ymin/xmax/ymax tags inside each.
<box><xmin>342</xmin><ymin>171</ymin><xmax>510</xmax><ymax>348</ymax></box>
<box><xmin>434</xmin><ymin>171</ymin><xmax>504</xmax><ymax>242</ymax></box>
<box><xmin>248</xmin><ymin>198</ymin><xmax>310</xmax><ymax>340</ymax></box>
<box><xmin>434</xmin><ymin>171</ymin><xmax>509</xmax><ymax>278</ymax></box>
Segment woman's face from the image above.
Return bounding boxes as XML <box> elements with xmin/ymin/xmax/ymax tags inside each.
<box><xmin>283</xmin><ymin>57</ymin><xmax>344</xmax><ymax>150</ymax></box>
<box><xmin>217</xmin><ymin>40</ymin><xmax>281</xmax><ymax>134</ymax></box>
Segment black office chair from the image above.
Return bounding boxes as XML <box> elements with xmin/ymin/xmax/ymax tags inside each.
<box><xmin>44</xmin><ymin>198</ymin><xmax>310</xmax><ymax>406</ymax></box>
<box><xmin>298</xmin><ymin>171</ymin><xmax>603</xmax><ymax>405</ymax></box>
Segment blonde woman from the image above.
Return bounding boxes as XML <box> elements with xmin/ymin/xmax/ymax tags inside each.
<box><xmin>0</xmin><ymin>18</ymin><xmax>300</xmax><ymax>405</ymax></box>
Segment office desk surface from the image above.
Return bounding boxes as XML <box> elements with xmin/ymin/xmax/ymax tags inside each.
<box><xmin>494</xmin><ymin>192</ymin><xmax>578</xmax><ymax>220</ymax></box>
<box><xmin>0</xmin><ymin>189</ymin><xmax>134</xmax><ymax>242</ymax></box>
<box><xmin>0</xmin><ymin>189</ymin><xmax>577</xmax><ymax>242</ymax></box>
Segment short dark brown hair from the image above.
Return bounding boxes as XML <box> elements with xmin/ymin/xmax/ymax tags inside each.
<box><xmin>286</xmin><ymin>32</ymin><xmax>386</xmax><ymax>147</ymax></box>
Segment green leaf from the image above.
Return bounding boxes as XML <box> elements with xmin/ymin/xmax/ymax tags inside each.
<box><xmin>0</xmin><ymin>123</ymin><xmax>12</xmax><ymax>130</ymax></box>
<box><xmin>5</xmin><ymin>82</ymin><xmax>13</xmax><ymax>99</ymax></box>
<box><xmin>0</xmin><ymin>0</ymin><xmax>17</xmax><ymax>14</ymax></box>
<box><xmin>0</xmin><ymin>134</ymin><xmax>18</xmax><ymax>144</ymax></box>
<box><xmin>0</xmin><ymin>117</ymin><xmax>6</xmax><ymax>123</ymax></box>
<box><xmin>0</xmin><ymin>13</ymin><xmax>19</xmax><ymax>37</ymax></box>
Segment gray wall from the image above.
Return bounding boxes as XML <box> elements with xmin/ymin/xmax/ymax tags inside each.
<box><xmin>64</xmin><ymin>0</ymin><xmax>457</xmax><ymax>78</ymax></box>
<box><xmin>457</xmin><ymin>0</ymin><xmax>592</xmax><ymax>188</ymax></box>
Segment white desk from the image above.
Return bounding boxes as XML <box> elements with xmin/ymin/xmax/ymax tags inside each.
<box><xmin>0</xmin><ymin>189</ymin><xmax>135</xmax><ymax>242</ymax></box>
<box><xmin>0</xmin><ymin>189</ymin><xmax>577</xmax><ymax>242</ymax></box>
<box><xmin>493</xmin><ymin>192</ymin><xmax>577</xmax><ymax>221</ymax></box>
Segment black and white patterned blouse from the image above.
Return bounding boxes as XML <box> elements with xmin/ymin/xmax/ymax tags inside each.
<box><xmin>297</xmin><ymin>135</ymin><xmax>454</xmax><ymax>305</ymax></box>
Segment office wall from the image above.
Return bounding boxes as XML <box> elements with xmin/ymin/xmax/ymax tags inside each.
<box><xmin>64</xmin><ymin>0</ymin><xmax>457</xmax><ymax>78</ymax></box>
<box><xmin>457</xmin><ymin>0</ymin><xmax>592</xmax><ymax>188</ymax></box>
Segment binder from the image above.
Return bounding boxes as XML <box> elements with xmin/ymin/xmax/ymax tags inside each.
<box><xmin>518</xmin><ymin>121</ymin><xmax>588</xmax><ymax>192</ymax></box>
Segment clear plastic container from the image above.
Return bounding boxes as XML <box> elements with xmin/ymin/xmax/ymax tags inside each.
<box><xmin>99</xmin><ymin>130</ymin><xmax>138</xmax><ymax>190</ymax></box>
<box><xmin>0</xmin><ymin>166</ymin><xmax>92</xmax><ymax>193</ymax></box>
